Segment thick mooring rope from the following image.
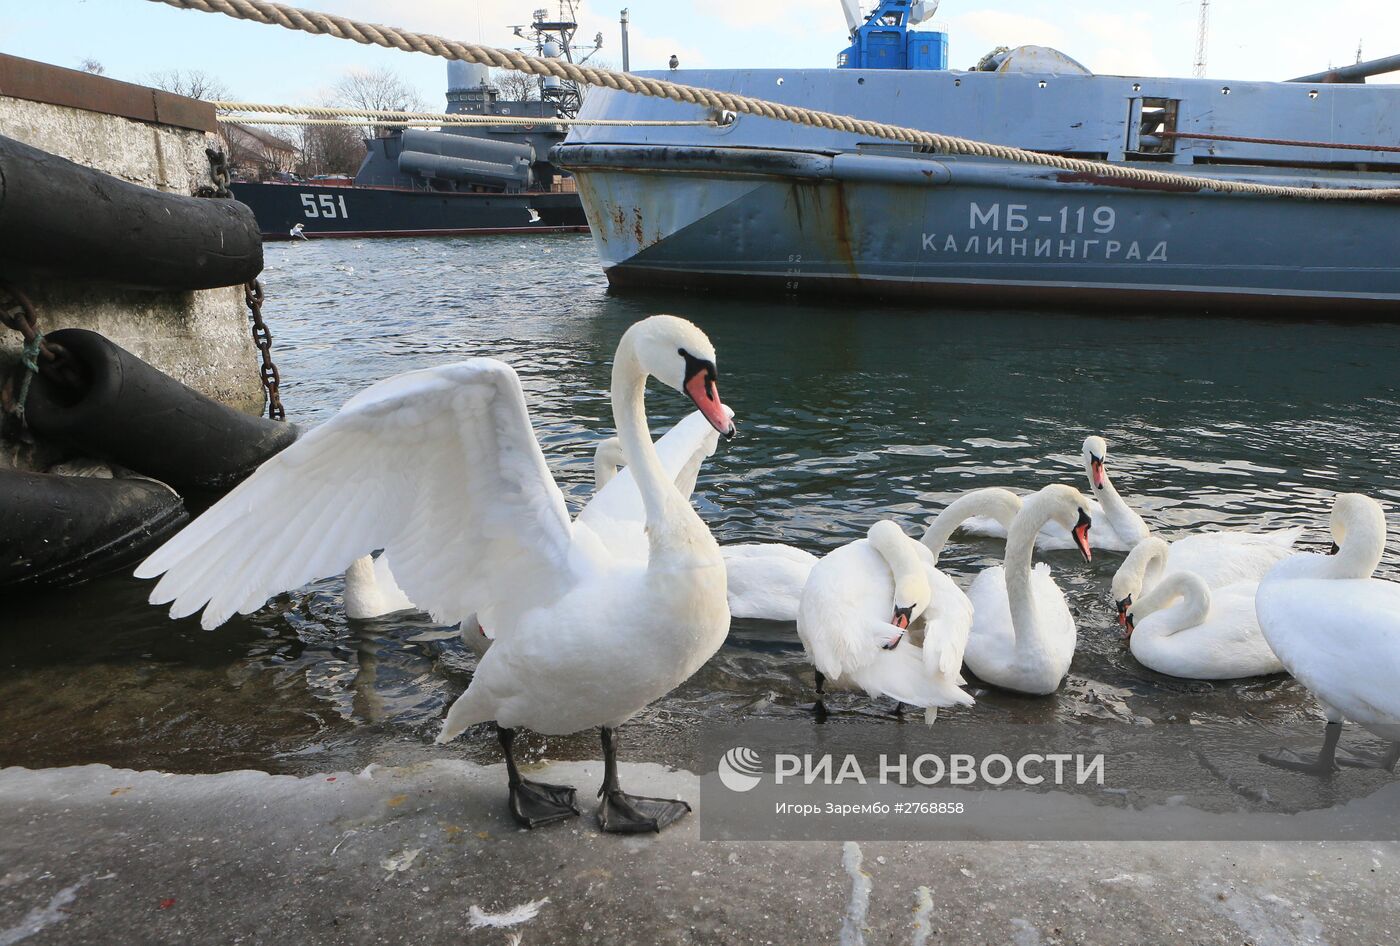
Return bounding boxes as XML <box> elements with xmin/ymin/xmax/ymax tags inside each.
<box><xmin>213</xmin><ymin>101</ymin><xmax>717</xmax><ymax>127</ymax></box>
<box><xmin>150</xmin><ymin>0</ymin><xmax>1400</xmax><ymax>202</ymax></box>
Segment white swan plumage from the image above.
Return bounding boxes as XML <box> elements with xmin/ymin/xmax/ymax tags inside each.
<box><xmin>964</xmin><ymin>484</ymin><xmax>1095</xmax><ymax>695</ymax></box>
<box><xmin>137</xmin><ymin>315</ymin><xmax>737</xmax><ymax>832</ymax></box>
<box><xmin>1110</xmin><ymin>528</ymin><xmax>1302</xmax><ymax>626</ymax></box>
<box><xmin>343</xmin><ymin>552</ymin><xmax>414</xmax><ymax>620</ymax></box>
<box><xmin>1124</xmin><ymin>571</ymin><xmax>1282</xmax><ymax>679</ymax></box>
<box><xmin>590</xmin><ymin>434</ymin><xmax>816</xmax><ymax>622</ymax></box>
<box><xmin>340</xmin><ymin>409</ymin><xmax>815</xmax><ymax>624</ymax></box>
<box><xmin>337</xmin><ymin>409</ymin><xmax>722</xmax><ymax>623</ymax></box>
<box><xmin>961</xmin><ymin>435</ymin><xmax>1148</xmax><ymax>552</ymax></box>
<box><xmin>797</xmin><ymin>520</ymin><xmax>973</xmax><ymax>722</ymax></box>
<box><xmin>920</xmin><ymin>487</ymin><xmax>1023</xmax><ymax>566</ymax></box>
<box><xmin>1255</xmin><ymin>493</ymin><xmax>1400</xmax><ymax>772</ymax></box>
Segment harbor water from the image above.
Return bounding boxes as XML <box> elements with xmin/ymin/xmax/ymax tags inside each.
<box><xmin>4</xmin><ymin>233</ymin><xmax>1400</xmax><ymax>776</ymax></box>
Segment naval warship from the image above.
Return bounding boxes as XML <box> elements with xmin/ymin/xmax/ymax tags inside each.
<box><xmin>232</xmin><ymin>12</ymin><xmax>592</xmax><ymax>240</ymax></box>
<box><xmin>557</xmin><ymin>0</ymin><xmax>1400</xmax><ymax>312</ymax></box>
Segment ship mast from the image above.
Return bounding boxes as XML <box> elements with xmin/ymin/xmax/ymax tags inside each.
<box><xmin>1193</xmin><ymin>0</ymin><xmax>1210</xmax><ymax>78</ymax></box>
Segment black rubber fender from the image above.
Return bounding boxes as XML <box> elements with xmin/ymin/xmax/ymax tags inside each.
<box><xmin>0</xmin><ymin>469</ymin><xmax>187</xmax><ymax>588</ymax></box>
<box><xmin>0</xmin><ymin>133</ymin><xmax>263</xmax><ymax>291</ymax></box>
<box><xmin>23</xmin><ymin>329</ymin><xmax>299</xmax><ymax>494</ymax></box>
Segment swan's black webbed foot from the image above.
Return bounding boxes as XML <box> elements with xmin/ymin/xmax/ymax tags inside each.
<box><xmin>1259</xmin><ymin>721</ymin><xmax>1342</xmax><ymax>776</ymax></box>
<box><xmin>596</xmin><ymin>726</ymin><xmax>691</xmax><ymax>834</ymax></box>
<box><xmin>598</xmin><ymin>789</ymin><xmax>691</xmax><ymax>833</ymax></box>
<box><xmin>498</xmin><ymin>724</ymin><xmax>579</xmax><ymax>829</ymax></box>
<box><xmin>1335</xmin><ymin>741</ymin><xmax>1400</xmax><ymax>771</ymax></box>
<box><xmin>813</xmin><ymin>669</ymin><xmax>829</xmax><ymax>721</ymax></box>
<box><xmin>509</xmin><ymin>779</ymin><xmax>581</xmax><ymax>828</ymax></box>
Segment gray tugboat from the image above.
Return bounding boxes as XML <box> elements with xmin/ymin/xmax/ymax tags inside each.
<box><xmin>233</xmin><ymin>12</ymin><xmax>592</xmax><ymax>240</ymax></box>
<box><xmin>558</xmin><ymin>0</ymin><xmax>1400</xmax><ymax>312</ymax></box>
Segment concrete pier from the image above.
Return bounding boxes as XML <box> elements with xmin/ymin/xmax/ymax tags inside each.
<box><xmin>0</xmin><ymin>54</ymin><xmax>264</xmax><ymax>470</ymax></box>
<box><xmin>0</xmin><ymin>760</ymin><xmax>1395</xmax><ymax>945</ymax></box>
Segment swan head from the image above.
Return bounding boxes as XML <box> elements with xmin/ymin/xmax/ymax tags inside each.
<box><xmin>1082</xmin><ymin>435</ymin><xmax>1108</xmax><ymax>492</ymax></box>
<box><xmin>1329</xmin><ymin>492</ymin><xmax>1387</xmax><ymax>567</ymax></box>
<box><xmin>1036</xmin><ymin>483</ymin><xmax>1095</xmax><ymax>562</ymax></box>
<box><xmin>1110</xmin><ymin>536</ymin><xmax>1169</xmax><ymax>627</ymax></box>
<box><xmin>624</xmin><ymin>315</ymin><xmax>735</xmax><ymax>438</ymax></box>
<box><xmin>593</xmin><ymin>436</ymin><xmax>625</xmax><ymax>488</ymax></box>
<box><xmin>867</xmin><ymin>520</ymin><xmax>931</xmax><ymax>642</ymax></box>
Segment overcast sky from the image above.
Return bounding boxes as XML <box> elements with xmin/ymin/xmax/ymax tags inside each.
<box><xmin>4</xmin><ymin>1</ymin><xmax>1396</xmax><ymax>107</ymax></box>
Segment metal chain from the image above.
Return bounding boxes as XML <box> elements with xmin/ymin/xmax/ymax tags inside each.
<box><xmin>0</xmin><ymin>282</ymin><xmax>82</xmax><ymax>431</ymax></box>
<box><xmin>243</xmin><ymin>279</ymin><xmax>284</xmax><ymax>421</ymax></box>
<box><xmin>199</xmin><ymin>147</ymin><xmax>286</xmax><ymax>421</ymax></box>
<box><xmin>197</xmin><ymin>146</ymin><xmax>233</xmax><ymax>198</ymax></box>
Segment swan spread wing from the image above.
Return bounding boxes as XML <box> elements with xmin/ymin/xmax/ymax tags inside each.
<box><xmin>137</xmin><ymin>359</ymin><xmax>578</xmax><ymax>630</ymax></box>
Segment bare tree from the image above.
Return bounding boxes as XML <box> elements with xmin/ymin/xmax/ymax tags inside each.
<box><xmin>148</xmin><ymin>68</ymin><xmax>232</xmax><ymax>101</ymax></box>
<box><xmin>298</xmin><ymin>123</ymin><xmax>367</xmax><ymax>178</ymax></box>
<box><xmin>218</xmin><ymin>123</ymin><xmax>300</xmax><ymax>179</ymax></box>
<box><xmin>493</xmin><ymin>69</ymin><xmax>541</xmax><ymax>102</ymax></box>
<box><xmin>79</xmin><ymin>58</ymin><xmax>105</xmax><ymax>76</ymax></box>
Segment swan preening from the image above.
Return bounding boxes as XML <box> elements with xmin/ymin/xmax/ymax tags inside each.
<box><xmin>1257</xmin><ymin>493</ymin><xmax>1400</xmax><ymax>774</ymax></box>
<box><xmin>139</xmin><ymin>315</ymin><xmax>737</xmax><ymax>832</ymax></box>
<box><xmin>797</xmin><ymin>520</ymin><xmax>973</xmax><ymax>722</ymax></box>
<box><xmin>961</xmin><ymin>436</ymin><xmax>1148</xmax><ymax>552</ymax></box>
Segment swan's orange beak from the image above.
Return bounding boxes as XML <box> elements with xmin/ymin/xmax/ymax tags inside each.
<box><xmin>1072</xmin><ymin>509</ymin><xmax>1093</xmax><ymax>562</ymax></box>
<box><xmin>1115</xmin><ymin>595</ymin><xmax>1131</xmax><ymax>627</ymax></box>
<box><xmin>684</xmin><ymin>363</ymin><xmax>735</xmax><ymax>439</ymax></box>
<box><xmin>892</xmin><ymin>607</ymin><xmax>912</xmax><ymax>630</ymax></box>
<box><xmin>1090</xmin><ymin>455</ymin><xmax>1106</xmax><ymax>490</ymax></box>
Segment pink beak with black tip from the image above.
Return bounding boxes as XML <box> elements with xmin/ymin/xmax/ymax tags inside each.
<box><xmin>1072</xmin><ymin>508</ymin><xmax>1093</xmax><ymax>562</ymax></box>
<box><xmin>680</xmin><ymin>349</ymin><xmax>735</xmax><ymax>438</ymax></box>
<box><xmin>1090</xmin><ymin>454</ymin><xmax>1106</xmax><ymax>490</ymax></box>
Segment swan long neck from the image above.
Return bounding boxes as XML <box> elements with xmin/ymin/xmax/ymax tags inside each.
<box><xmin>1118</xmin><ymin>537</ymin><xmax>1169</xmax><ymax>598</ymax></box>
<box><xmin>1328</xmin><ymin>498</ymin><xmax>1387</xmax><ymax>580</ymax></box>
<box><xmin>1087</xmin><ymin>451</ymin><xmax>1147</xmax><ymax>541</ymax></box>
<box><xmin>871</xmin><ymin>526</ymin><xmax>925</xmax><ymax>587</ymax></box>
<box><xmin>611</xmin><ymin>338</ymin><xmax>685</xmax><ymax>532</ymax></box>
<box><xmin>1002</xmin><ymin>491</ymin><xmax>1060</xmax><ymax>656</ymax></box>
<box><xmin>921</xmin><ymin>488</ymin><xmax>1022</xmax><ymax>565</ymax></box>
<box><xmin>1133</xmin><ymin>571</ymin><xmax>1210</xmax><ymax>634</ymax></box>
<box><xmin>593</xmin><ymin>439</ymin><xmax>621</xmax><ymax>489</ymax></box>
<box><xmin>344</xmin><ymin>555</ymin><xmax>375</xmax><ymax>594</ymax></box>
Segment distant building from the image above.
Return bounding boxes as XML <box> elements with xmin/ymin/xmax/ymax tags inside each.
<box><xmin>218</xmin><ymin>122</ymin><xmax>299</xmax><ymax>179</ymax></box>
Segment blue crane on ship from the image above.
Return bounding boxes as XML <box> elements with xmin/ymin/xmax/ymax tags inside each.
<box><xmin>837</xmin><ymin>0</ymin><xmax>948</xmax><ymax>70</ymax></box>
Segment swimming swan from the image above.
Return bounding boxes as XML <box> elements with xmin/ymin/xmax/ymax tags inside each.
<box><xmin>1110</xmin><ymin>528</ymin><xmax>1303</xmax><ymax>627</ymax></box>
<box><xmin>961</xmin><ymin>436</ymin><xmax>1148</xmax><ymax>552</ymax></box>
<box><xmin>1123</xmin><ymin>572</ymin><xmax>1282</xmax><ymax>679</ymax></box>
<box><xmin>965</xmin><ymin>484</ymin><xmax>1095</xmax><ymax>695</ymax></box>
<box><xmin>797</xmin><ymin>520</ymin><xmax>973</xmax><ymax>722</ymax></box>
<box><xmin>137</xmin><ymin>315</ymin><xmax>737</xmax><ymax>833</ymax></box>
<box><xmin>1256</xmin><ymin>493</ymin><xmax>1400</xmax><ymax>774</ymax></box>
